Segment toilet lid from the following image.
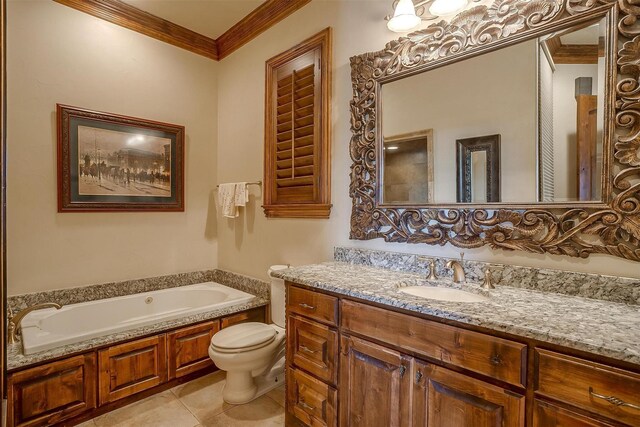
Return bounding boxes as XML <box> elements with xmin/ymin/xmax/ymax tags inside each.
<box><xmin>211</xmin><ymin>322</ymin><xmax>277</xmax><ymax>353</ymax></box>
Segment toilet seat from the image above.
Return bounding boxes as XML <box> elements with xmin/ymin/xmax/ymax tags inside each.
<box><xmin>211</xmin><ymin>322</ymin><xmax>278</xmax><ymax>354</ymax></box>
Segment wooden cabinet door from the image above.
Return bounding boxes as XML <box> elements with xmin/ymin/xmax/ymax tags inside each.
<box><xmin>287</xmin><ymin>314</ymin><xmax>338</xmax><ymax>385</ymax></box>
<box><xmin>221</xmin><ymin>307</ymin><xmax>266</xmax><ymax>328</ymax></box>
<box><xmin>339</xmin><ymin>335</ymin><xmax>412</xmax><ymax>427</ymax></box>
<box><xmin>168</xmin><ymin>320</ymin><xmax>219</xmax><ymax>379</ymax></box>
<box><xmin>533</xmin><ymin>400</ymin><xmax>618</xmax><ymax>427</ymax></box>
<box><xmin>98</xmin><ymin>335</ymin><xmax>167</xmax><ymax>405</ymax></box>
<box><xmin>287</xmin><ymin>368</ymin><xmax>337</xmax><ymax>427</ymax></box>
<box><xmin>7</xmin><ymin>353</ymin><xmax>96</xmax><ymax>427</ymax></box>
<box><xmin>413</xmin><ymin>359</ymin><xmax>525</xmax><ymax>427</ymax></box>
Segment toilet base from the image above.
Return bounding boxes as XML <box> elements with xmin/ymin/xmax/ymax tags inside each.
<box><xmin>222</xmin><ymin>359</ymin><xmax>285</xmax><ymax>405</ymax></box>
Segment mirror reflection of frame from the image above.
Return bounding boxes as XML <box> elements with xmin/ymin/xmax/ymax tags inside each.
<box><xmin>383</xmin><ymin>129</ymin><xmax>434</xmax><ymax>204</ymax></box>
<box><xmin>349</xmin><ymin>0</ymin><xmax>640</xmax><ymax>262</ymax></box>
<box><xmin>456</xmin><ymin>135</ymin><xmax>500</xmax><ymax>203</ymax></box>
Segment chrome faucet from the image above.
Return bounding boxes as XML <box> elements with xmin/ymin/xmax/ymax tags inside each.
<box><xmin>8</xmin><ymin>303</ymin><xmax>62</xmax><ymax>344</ymax></box>
<box><xmin>445</xmin><ymin>253</ymin><xmax>466</xmax><ymax>283</ymax></box>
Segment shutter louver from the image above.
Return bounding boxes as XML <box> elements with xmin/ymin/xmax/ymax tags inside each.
<box><xmin>264</xmin><ymin>28</ymin><xmax>332</xmax><ymax>218</ymax></box>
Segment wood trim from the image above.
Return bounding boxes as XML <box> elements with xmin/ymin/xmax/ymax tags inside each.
<box><xmin>53</xmin><ymin>0</ymin><xmax>219</xmax><ymax>60</ymax></box>
<box><xmin>1</xmin><ymin>0</ymin><xmax>6</xmax><ymax>400</ymax></box>
<box><xmin>53</xmin><ymin>0</ymin><xmax>313</xmax><ymax>61</ymax></box>
<box><xmin>216</xmin><ymin>0</ymin><xmax>312</xmax><ymax>60</ymax></box>
<box><xmin>263</xmin><ymin>27</ymin><xmax>332</xmax><ymax>219</ymax></box>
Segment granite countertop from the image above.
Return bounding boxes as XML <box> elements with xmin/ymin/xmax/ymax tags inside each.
<box><xmin>8</xmin><ymin>297</ymin><xmax>268</xmax><ymax>371</ymax></box>
<box><xmin>274</xmin><ymin>262</ymin><xmax>640</xmax><ymax>365</ymax></box>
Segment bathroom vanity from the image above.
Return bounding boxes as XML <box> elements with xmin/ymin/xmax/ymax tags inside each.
<box><xmin>279</xmin><ymin>263</ymin><xmax>640</xmax><ymax>427</ymax></box>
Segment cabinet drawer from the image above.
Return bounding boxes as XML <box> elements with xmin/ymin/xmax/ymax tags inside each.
<box><xmin>533</xmin><ymin>400</ymin><xmax>617</xmax><ymax>427</ymax></box>
<box><xmin>535</xmin><ymin>349</ymin><xmax>640</xmax><ymax>426</ymax></box>
<box><xmin>288</xmin><ymin>285</ymin><xmax>338</xmax><ymax>326</ymax></box>
<box><xmin>341</xmin><ymin>299</ymin><xmax>527</xmax><ymax>387</ymax></box>
<box><xmin>168</xmin><ymin>321</ymin><xmax>219</xmax><ymax>379</ymax></box>
<box><xmin>98</xmin><ymin>335</ymin><xmax>168</xmax><ymax>405</ymax></box>
<box><xmin>287</xmin><ymin>368</ymin><xmax>337</xmax><ymax>427</ymax></box>
<box><xmin>288</xmin><ymin>315</ymin><xmax>338</xmax><ymax>385</ymax></box>
<box><xmin>7</xmin><ymin>353</ymin><xmax>96</xmax><ymax>427</ymax></box>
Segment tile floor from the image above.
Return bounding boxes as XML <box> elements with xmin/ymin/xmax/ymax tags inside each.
<box><xmin>78</xmin><ymin>371</ymin><xmax>285</xmax><ymax>427</ymax></box>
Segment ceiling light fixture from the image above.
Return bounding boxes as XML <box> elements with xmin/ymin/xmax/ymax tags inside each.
<box><xmin>429</xmin><ymin>0</ymin><xmax>468</xmax><ymax>16</ymax></box>
<box><xmin>387</xmin><ymin>0</ymin><xmax>422</xmax><ymax>33</ymax></box>
<box><xmin>386</xmin><ymin>0</ymin><xmax>473</xmax><ymax>33</ymax></box>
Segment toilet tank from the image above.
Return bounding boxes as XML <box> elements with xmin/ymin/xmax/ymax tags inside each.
<box><xmin>268</xmin><ymin>265</ymin><xmax>289</xmax><ymax>328</ymax></box>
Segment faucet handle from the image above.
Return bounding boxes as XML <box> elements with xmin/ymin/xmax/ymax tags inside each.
<box><xmin>482</xmin><ymin>267</ymin><xmax>495</xmax><ymax>290</ymax></box>
<box><xmin>427</xmin><ymin>259</ymin><xmax>438</xmax><ymax>280</ymax></box>
<box><xmin>459</xmin><ymin>252</ymin><xmax>465</xmax><ymax>262</ymax></box>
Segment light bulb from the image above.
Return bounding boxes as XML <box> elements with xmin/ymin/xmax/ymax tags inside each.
<box><xmin>387</xmin><ymin>0</ymin><xmax>422</xmax><ymax>33</ymax></box>
<box><xmin>429</xmin><ymin>0</ymin><xmax>468</xmax><ymax>16</ymax></box>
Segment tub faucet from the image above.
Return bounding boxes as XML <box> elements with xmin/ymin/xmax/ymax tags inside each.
<box><xmin>8</xmin><ymin>303</ymin><xmax>62</xmax><ymax>344</ymax></box>
<box><xmin>445</xmin><ymin>253</ymin><xmax>466</xmax><ymax>283</ymax></box>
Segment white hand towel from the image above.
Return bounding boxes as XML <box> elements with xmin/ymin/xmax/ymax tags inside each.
<box><xmin>218</xmin><ymin>183</ymin><xmax>239</xmax><ymax>218</ymax></box>
<box><xmin>234</xmin><ymin>182</ymin><xmax>249</xmax><ymax>208</ymax></box>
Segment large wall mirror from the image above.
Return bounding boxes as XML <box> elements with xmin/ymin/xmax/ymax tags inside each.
<box><xmin>381</xmin><ymin>17</ymin><xmax>607</xmax><ymax>205</ymax></box>
<box><xmin>350</xmin><ymin>0</ymin><xmax>640</xmax><ymax>261</ymax></box>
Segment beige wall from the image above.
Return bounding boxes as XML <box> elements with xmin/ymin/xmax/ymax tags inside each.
<box><xmin>7</xmin><ymin>0</ymin><xmax>218</xmax><ymax>294</ymax></box>
<box><xmin>217</xmin><ymin>0</ymin><xmax>640</xmax><ymax>280</ymax></box>
<box><xmin>382</xmin><ymin>40</ymin><xmax>537</xmax><ymax>203</ymax></box>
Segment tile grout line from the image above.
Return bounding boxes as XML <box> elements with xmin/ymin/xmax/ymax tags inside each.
<box><xmin>172</xmin><ymin>390</ymin><xmax>203</xmax><ymax>423</ymax></box>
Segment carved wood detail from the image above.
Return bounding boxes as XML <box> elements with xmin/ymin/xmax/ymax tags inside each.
<box><xmin>349</xmin><ymin>0</ymin><xmax>640</xmax><ymax>261</ymax></box>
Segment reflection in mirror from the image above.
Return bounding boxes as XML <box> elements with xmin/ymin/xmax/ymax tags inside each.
<box><xmin>456</xmin><ymin>135</ymin><xmax>501</xmax><ymax>203</ymax></box>
<box><xmin>381</xmin><ymin>18</ymin><xmax>607</xmax><ymax>205</ymax></box>
<box><xmin>383</xmin><ymin>130</ymin><xmax>434</xmax><ymax>204</ymax></box>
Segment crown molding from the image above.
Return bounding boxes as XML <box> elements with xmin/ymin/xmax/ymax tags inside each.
<box><xmin>54</xmin><ymin>0</ymin><xmax>219</xmax><ymax>60</ymax></box>
<box><xmin>53</xmin><ymin>0</ymin><xmax>312</xmax><ymax>61</ymax></box>
<box><xmin>216</xmin><ymin>0</ymin><xmax>312</xmax><ymax>60</ymax></box>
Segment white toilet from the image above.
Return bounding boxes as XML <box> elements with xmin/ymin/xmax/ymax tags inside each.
<box><xmin>208</xmin><ymin>265</ymin><xmax>288</xmax><ymax>404</ymax></box>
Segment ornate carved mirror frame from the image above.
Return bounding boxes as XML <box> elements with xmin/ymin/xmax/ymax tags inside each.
<box><xmin>349</xmin><ymin>0</ymin><xmax>640</xmax><ymax>261</ymax></box>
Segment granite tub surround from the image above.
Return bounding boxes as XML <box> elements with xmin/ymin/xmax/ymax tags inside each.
<box><xmin>8</xmin><ymin>269</ymin><xmax>269</xmax><ymax>313</ymax></box>
<box><xmin>273</xmin><ymin>262</ymin><xmax>640</xmax><ymax>365</ymax></box>
<box><xmin>7</xmin><ymin>269</ymin><xmax>270</xmax><ymax>370</ymax></box>
<box><xmin>334</xmin><ymin>246</ymin><xmax>640</xmax><ymax>305</ymax></box>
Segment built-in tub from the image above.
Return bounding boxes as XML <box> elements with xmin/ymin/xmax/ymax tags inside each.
<box><xmin>20</xmin><ymin>282</ymin><xmax>255</xmax><ymax>355</ymax></box>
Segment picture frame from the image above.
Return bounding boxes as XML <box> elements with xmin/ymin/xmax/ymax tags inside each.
<box><xmin>455</xmin><ymin>134</ymin><xmax>501</xmax><ymax>203</ymax></box>
<box><xmin>57</xmin><ymin>104</ymin><xmax>185</xmax><ymax>212</ymax></box>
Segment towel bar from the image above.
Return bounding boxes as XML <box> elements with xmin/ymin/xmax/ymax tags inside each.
<box><xmin>216</xmin><ymin>181</ymin><xmax>262</xmax><ymax>188</ymax></box>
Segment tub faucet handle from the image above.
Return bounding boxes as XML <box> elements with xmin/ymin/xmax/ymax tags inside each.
<box><xmin>8</xmin><ymin>302</ymin><xmax>62</xmax><ymax>345</ymax></box>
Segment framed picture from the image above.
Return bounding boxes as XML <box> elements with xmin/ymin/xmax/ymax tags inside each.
<box><xmin>456</xmin><ymin>134</ymin><xmax>501</xmax><ymax>203</ymax></box>
<box><xmin>57</xmin><ymin>104</ymin><xmax>185</xmax><ymax>212</ymax></box>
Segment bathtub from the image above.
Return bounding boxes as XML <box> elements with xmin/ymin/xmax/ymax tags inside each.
<box><xmin>20</xmin><ymin>282</ymin><xmax>255</xmax><ymax>355</ymax></box>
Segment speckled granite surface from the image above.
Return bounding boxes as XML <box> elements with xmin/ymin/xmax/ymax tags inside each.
<box><xmin>335</xmin><ymin>247</ymin><xmax>640</xmax><ymax>305</ymax></box>
<box><xmin>7</xmin><ymin>269</ymin><xmax>269</xmax><ymax>313</ymax></box>
<box><xmin>7</xmin><ymin>269</ymin><xmax>270</xmax><ymax>370</ymax></box>
<box><xmin>274</xmin><ymin>262</ymin><xmax>640</xmax><ymax>365</ymax></box>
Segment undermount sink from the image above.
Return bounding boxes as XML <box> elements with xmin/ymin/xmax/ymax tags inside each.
<box><xmin>398</xmin><ymin>284</ymin><xmax>489</xmax><ymax>303</ymax></box>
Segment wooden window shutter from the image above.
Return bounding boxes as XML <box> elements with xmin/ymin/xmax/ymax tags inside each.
<box><xmin>263</xmin><ymin>28</ymin><xmax>332</xmax><ymax>218</ymax></box>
